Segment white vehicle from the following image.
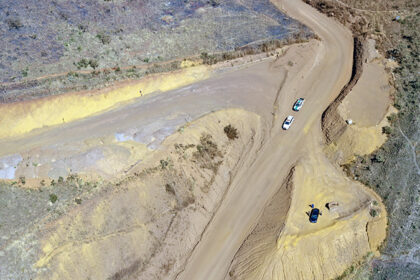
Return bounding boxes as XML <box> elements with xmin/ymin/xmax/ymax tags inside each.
<box><xmin>282</xmin><ymin>115</ymin><xmax>294</xmax><ymax>130</ymax></box>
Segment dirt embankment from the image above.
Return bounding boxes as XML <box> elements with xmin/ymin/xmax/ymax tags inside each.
<box><xmin>226</xmin><ymin>140</ymin><xmax>387</xmax><ymax>280</ymax></box>
<box><xmin>321</xmin><ymin>36</ymin><xmax>365</xmax><ymax>144</ymax></box>
<box><xmin>222</xmin><ymin>1</ymin><xmax>390</xmax><ymax>279</ymax></box>
<box><xmin>226</xmin><ymin>167</ymin><xmax>294</xmax><ymax>279</ymax></box>
<box><xmin>311</xmin><ymin>1</ymin><xmax>419</xmax><ymax>278</ymax></box>
<box><xmin>23</xmin><ymin>109</ymin><xmax>263</xmax><ymax>280</ymax></box>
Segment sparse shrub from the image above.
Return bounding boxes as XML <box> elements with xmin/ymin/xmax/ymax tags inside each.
<box><xmin>66</xmin><ymin>174</ymin><xmax>78</xmax><ymax>182</ymax></box>
<box><xmin>182</xmin><ymin>196</ymin><xmax>195</xmax><ymax>207</ymax></box>
<box><xmin>58</xmin><ymin>176</ymin><xmax>64</xmax><ymax>184</ymax></box>
<box><xmin>193</xmin><ymin>134</ymin><xmax>223</xmax><ymax>172</ymax></box>
<box><xmin>76</xmin><ymin>58</ymin><xmax>89</xmax><ymax>69</ymax></box>
<box><xmin>7</xmin><ymin>18</ymin><xmax>23</xmax><ymax>30</ymax></box>
<box><xmin>224</xmin><ymin>124</ymin><xmax>239</xmax><ymax>140</ymax></box>
<box><xmin>194</xmin><ymin>134</ymin><xmax>220</xmax><ymax>159</ymax></box>
<box><xmin>89</xmin><ymin>59</ymin><xmax>99</xmax><ymax>69</ymax></box>
<box><xmin>21</xmin><ymin>68</ymin><xmax>28</xmax><ymax>77</ymax></box>
<box><xmin>372</xmin><ymin>153</ymin><xmax>385</xmax><ymax>163</ymax></box>
<box><xmin>382</xmin><ymin>126</ymin><xmax>392</xmax><ymax>135</ymax></box>
<box><xmin>160</xmin><ymin>159</ymin><xmax>169</xmax><ymax>169</ymax></box>
<box><xmin>78</xmin><ymin>24</ymin><xmax>88</xmax><ymax>32</ymax></box>
<box><xmin>75</xmin><ymin>198</ymin><xmax>82</xmax><ymax>204</ymax></box>
<box><xmin>49</xmin><ymin>193</ymin><xmax>58</xmax><ymax>203</ymax></box>
<box><xmin>19</xmin><ymin>176</ymin><xmax>26</xmax><ymax>185</ymax></box>
<box><xmin>165</xmin><ymin>183</ymin><xmax>176</xmax><ymax>195</ymax></box>
<box><xmin>370</xmin><ymin>209</ymin><xmax>378</xmax><ymax>217</ymax></box>
<box><xmin>170</xmin><ymin>61</ymin><xmax>180</xmax><ymax>70</ymax></box>
<box><xmin>208</xmin><ymin>0</ymin><xmax>221</xmax><ymax>7</ymax></box>
<box><xmin>386</xmin><ymin>113</ymin><xmax>398</xmax><ymax>124</ymax></box>
<box><xmin>96</xmin><ymin>32</ymin><xmax>111</xmax><ymax>44</ymax></box>
<box><xmin>201</xmin><ymin>52</ymin><xmax>217</xmax><ymax>65</ymax></box>
<box><xmin>68</xmin><ymin>71</ymin><xmax>79</xmax><ymax>78</ymax></box>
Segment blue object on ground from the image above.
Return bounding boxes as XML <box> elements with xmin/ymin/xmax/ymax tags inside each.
<box><xmin>309</xmin><ymin>208</ymin><xmax>320</xmax><ymax>223</ymax></box>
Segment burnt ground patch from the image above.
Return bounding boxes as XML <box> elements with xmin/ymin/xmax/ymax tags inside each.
<box><xmin>0</xmin><ymin>0</ymin><xmax>313</xmax><ymax>101</ymax></box>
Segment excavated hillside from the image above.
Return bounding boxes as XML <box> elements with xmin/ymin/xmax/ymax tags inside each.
<box><xmin>227</xmin><ymin>144</ymin><xmax>386</xmax><ymax>280</ymax></box>
<box><xmin>303</xmin><ymin>0</ymin><xmax>419</xmax><ymax>278</ymax></box>
<box><xmin>224</xmin><ymin>1</ymin><xmax>393</xmax><ymax>279</ymax></box>
<box><xmin>1</xmin><ymin>109</ymin><xmax>264</xmax><ymax>279</ymax></box>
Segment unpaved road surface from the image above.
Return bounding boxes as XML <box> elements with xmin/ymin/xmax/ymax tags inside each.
<box><xmin>176</xmin><ymin>0</ymin><xmax>353</xmax><ymax>279</ymax></box>
<box><xmin>0</xmin><ymin>42</ymin><xmax>318</xmax><ymax>181</ymax></box>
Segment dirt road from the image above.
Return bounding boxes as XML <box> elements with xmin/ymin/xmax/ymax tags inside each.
<box><xmin>176</xmin><ymin>0</ymin><xmax>353</xmax><ymax>279</ymax></box>
<box><xmin>0</xmin><ymin>42</ymin><xmax>322</xmax><ymax>181</ymax></box>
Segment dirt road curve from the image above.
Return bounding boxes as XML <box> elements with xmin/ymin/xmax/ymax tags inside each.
<box><xmin>176</xmin><ymin>0</ymin><xmax>353</xmax><ymax>279</ymax></box>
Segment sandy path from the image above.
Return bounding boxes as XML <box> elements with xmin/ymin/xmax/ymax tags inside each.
<box><xmin>0</xmin><ymin>42</ymin><xmax>322</xmax><ymax>182</ymax></box>
<box><xmin>176</xmin><ymin>0</ymin><xmax>353</xmax><ymax>279</ymax></box>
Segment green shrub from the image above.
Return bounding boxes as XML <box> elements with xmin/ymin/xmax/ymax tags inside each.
<box><xmin>96</xmin><ymin>32</ymin><xmax>111</xmax><ymax>44</ymax></box>
<box><xmin>76</xmin><ymin>58</ymin><xmax>89</xmax><ymax>69</ymax></box>
<box><xmin>382</xmin><ymin>126</ymin><xmax>392</xmax><ymax>135</ymax></box>
<box><xmin>89</xmin><ymin>59</ymin><xmax>99</xmax><ymax>69</ymax></box>
<box><xmin>21</xmin><ymin>68</ymin><xmax>28</xmax><ymax>77</ymax></box>
<box><xmin>370</xmin><ymin>209</ymin><xmax>378</xmax><ymax>217</ymax></box>
<box><xmin>49</xmin><ymin>194</ymin><xmax>58</xmax><ymax>203</ymax></box>
<box><xmin>386</xmin><ymin>113</ymin><xmax>398</xmax><ymax>124</ymax></box>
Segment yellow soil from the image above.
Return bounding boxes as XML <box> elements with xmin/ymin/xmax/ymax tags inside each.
<box><xmin>34</xmin><ymin>108</ymin><xmax>263</xmax><ymax>280</ymax></box>
<box><xmin>329</xmin><ymin>56</ymin><xmax>396</xmax><ymax>164</ymax></box>
<box><xmin>223</xmin><ymin>2</ymin><xmax>389</xmax><ymax>276</ymax></box>
<box><xmin>0</xmin><ymin>66</ymin><xmax>209</xmax><ymax>139</ymax></box>
<box><xmin>327</xmin><ymin>108</ymin><xmax>393</xmax><ymax>164</ymax></box>
<box><xmin>228</xmin><ymin>139</ymin><xmax>387</xmax><ymax>280</ymax></box>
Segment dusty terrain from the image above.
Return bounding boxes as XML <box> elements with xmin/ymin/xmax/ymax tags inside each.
<box><xmin>227</xmin><ymin>140</ymin><xmax>386</xmax><ymax>280</ymax></box>
<box><xmin>304</xmin><ymin>0</ymin><xmax>419</xmax><ymax>278</ymax></box>
<box><xmin>0</xmin><ymin>0</ymin><xmax>400</xmax><ymax>279</ymax></box>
